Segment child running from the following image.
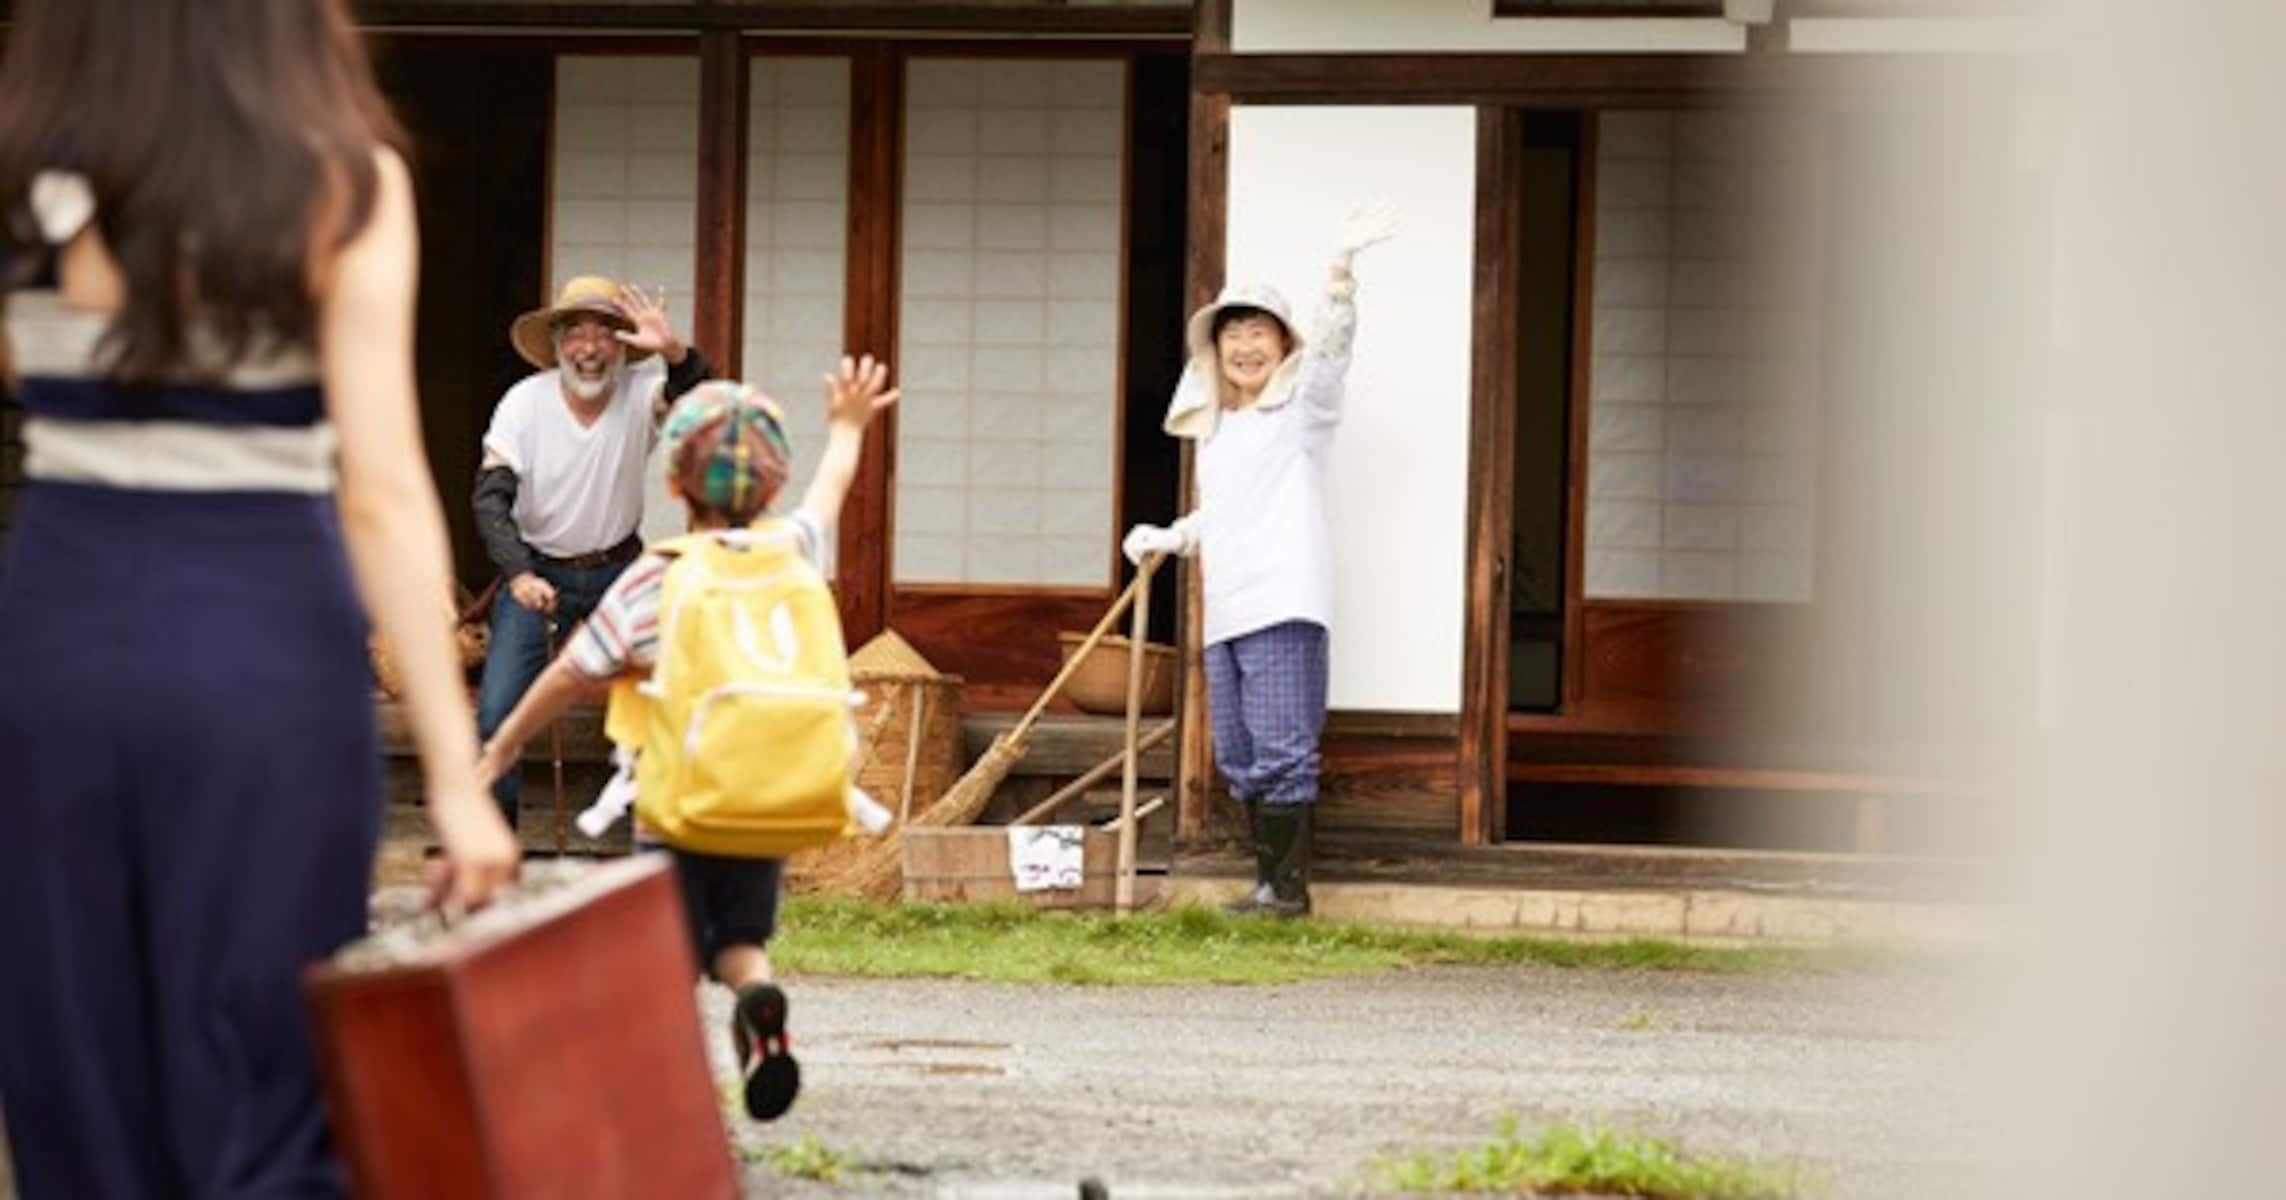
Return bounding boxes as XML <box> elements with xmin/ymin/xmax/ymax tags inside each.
<box><xmin>476</xmin><ymin>354</ymin><xmax>898</xmax><ymax>1121</ymax></box>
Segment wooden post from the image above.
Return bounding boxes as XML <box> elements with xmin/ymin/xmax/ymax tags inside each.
<box><xmin>1458</xmin><ymin>105</ymin><xmax>1521</xmax><ymax>849</ymax></box>
<box><xmin>693</xmin><ymin>29</ymin><xmax>749</xmax><ymax>377</ymax></box>
<box><xmin>897</xmin><ymin>681</ymin><xmax>927</xmax><ymax>827</ymax></box>
<box><xmin>1175</xmin><ymin>0</ymin><xmax>1231</xmax><ymax>845</ymax></box>
<box><xmin>1115</xmin><ymin>558</ymin><xmax>1155</xmax><ymax>913</ymax></box>
<box><xmin>836</xmin><ymin>44</ymin><xmax>901</xmax><ymax>645</ymax></box>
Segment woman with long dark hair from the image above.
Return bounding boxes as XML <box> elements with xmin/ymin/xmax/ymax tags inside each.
<box><xmin>0</xmin><ymin>1</ymin><xmax>519</xmax><ymax>1193</ymax></box>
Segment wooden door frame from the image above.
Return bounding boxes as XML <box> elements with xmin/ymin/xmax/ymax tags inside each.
<box><xmin>1459</xmin><ymin>105</ymin><xmax>1525</xmax><ymax>847</ymax></box>
<box><xmin>832</xmin><ymin>39</ymin><xmax>1178</xmax><ymax>695</ymax></box>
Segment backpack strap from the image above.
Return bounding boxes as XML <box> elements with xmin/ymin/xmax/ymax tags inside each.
<box><xmin>635</xmin><ymin>538</ymin><xmax>718</xmax><ymax>700</ymax></box>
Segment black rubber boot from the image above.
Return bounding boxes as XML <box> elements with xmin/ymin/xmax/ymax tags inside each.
<box><xmin>1222</xmin><ymin>798</ymin><xmax>1279</xmax><ymax>915</ymax></box>
<box><xmin>1258</xmin><ymin>804</ymin><xmax>1313</xmax><ymax>919</ymax></box>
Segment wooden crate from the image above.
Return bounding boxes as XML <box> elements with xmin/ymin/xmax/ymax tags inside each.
<box><xmin>900</xmin><ymin>825</ymin><xmax>1125</xmax><ymax>910</ymax></box>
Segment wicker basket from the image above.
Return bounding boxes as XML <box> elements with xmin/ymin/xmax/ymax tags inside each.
<box><xmin>1056</xmin><ymin>632</ymin><xmax>1177</xmax><ymax>716</ymax></box>
<box><xmin>370</xmin><ymin>594</ymin><xmax>491</xmax><ymax>698</ymax></box>
<box><xmin>787</xmin><ymin>630</ymin><xmax>964</xmax><ymax>890</ymax></box>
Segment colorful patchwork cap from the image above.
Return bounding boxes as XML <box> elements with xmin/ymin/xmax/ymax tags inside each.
<box><xmin>662</xmin><ymin>381</ymin><xmax>795</xmax><ymax>518</ymax></box>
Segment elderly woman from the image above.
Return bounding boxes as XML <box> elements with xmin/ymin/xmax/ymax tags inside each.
<box><xmin>1124</xmin><ymin>202</ymin><xmax>1396</xmax><ymax>918</ymax></box>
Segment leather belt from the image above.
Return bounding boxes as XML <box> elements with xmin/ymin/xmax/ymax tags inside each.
<box><xmin>536</xmin><ymin>533</ymin><xmax>641</xmax><ymax>571</ymax></box>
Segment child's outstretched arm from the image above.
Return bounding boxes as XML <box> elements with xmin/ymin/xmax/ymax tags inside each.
<box><xmin>474</xmin><ymin>655</ymin><xmax>614</xmax><ymax>788</ymax></box>
<box><xmin>1298</xmin><ymin>201</ymin><xmax>1399</xmax><ymax>429</ymax></box>
<box><xmin>797</xmin><ymin>353</ymin><xmax>901</xmax><ymax>531</ymax></box>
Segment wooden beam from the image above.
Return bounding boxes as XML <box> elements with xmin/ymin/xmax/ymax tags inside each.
<box><xmin>1494</xmin><ymin>0</ymin><xmax>1722</xmax><ymax>13</ymax></box>
<box><xmin>692</xmin><ymin>29</ymin><xmax>748</xmax><ymax>377</ymax></box>
<box><xmin>352</xmin><ymin>2</ymin><xmax>1191</xmax><ymax>36</ymax></box>
<box><xmin>1173</xmin><ymin>0</ymin><xmax>1230</xmax><ymax>847</ymax></box>
<box><xmin>1191</xmin><ymin>50</ymin><xmax>2013</xmax><ymax>106</ymax></box>
<box><xmin>1193</xmin><ymin>0</ymin><xmax>1231</xmax><ymax>55</ymax></box>
<box><xmin>1458</xmin><ymin>105</ymin><xmax>1522</xmax><ymax>850</ymax></box>
<box><xmin>835</xmin><ymin>43</ymin><xmax>900</xmax><ymax>645</ymax></box>
<box><xmin>1507</xmin><ymin>761</ymin><xmax>1978</xmax><ymax>798</ymax></box>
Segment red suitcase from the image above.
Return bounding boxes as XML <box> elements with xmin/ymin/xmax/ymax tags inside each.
<box><xmin>305</xmin><ymin>855</ymin><xmax>738</xmax><ymax>1199</ymax></box>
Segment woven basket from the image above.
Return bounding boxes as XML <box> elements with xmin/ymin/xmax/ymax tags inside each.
<box><xmin>370</xmin><ymin>590</ymin><xmax>493</xmax><ymax>698</ymax></box>
<box><xmin>1056</xmin><ymin>632</ymin><xmax>1177</xmax><ymax>716</ymax></box>
<box><xmin>787</xmin><ymin>630</ymin><xmax>964</xmax><ymax>890</ymax></box>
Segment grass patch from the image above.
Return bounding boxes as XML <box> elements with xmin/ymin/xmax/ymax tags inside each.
<box><xmin>1364</xmin><ymin>1118</ymin><xmax>1828</xmax><ymax>1199</ymax></box>
<box><xmin>749</xmin><ymin>1134</ymin><xmax>861</xmax><ymax>1183</ymax></box>
<box><xmin>1617</xmin><ymin>1009</ymin><xmax>1666</xmax><ymax>1033</ymax></box>
<box><xmin>772</xmin><ymin>896</ymin><xmax>1875</xmax><ymax>986</ymax></box>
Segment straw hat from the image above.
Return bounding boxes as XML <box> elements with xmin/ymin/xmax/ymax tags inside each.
<box><xmin>509</xmin><ymin>275</ymin><xmax>651</xmax><ymax>370</ymax></box>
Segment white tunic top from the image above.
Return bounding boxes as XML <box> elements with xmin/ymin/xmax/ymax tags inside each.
<box><xmin>1187</xmin><ymin>279</ymin><xmax>1356</xmax><ymax>647</ymax></box>
<box><xmin>481</xmin><ymin>360</ymin><xmax>664</xmax><ymax>558</ymax></box>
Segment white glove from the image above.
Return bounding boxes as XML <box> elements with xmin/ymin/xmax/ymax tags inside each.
<box><xmin>1333</xmin><ymin>200</ymin><xmax>1400</xmax><ymax>264</ymax></box>
<box><xmin>575</xmin><ymin>749</ymin><xmax>640</xmax><ymax>838</ymax></box>
<box><xmin>1122</xmin><ymin>523</ymin><xmax>1188</xmax><ymax>565</ymax></box>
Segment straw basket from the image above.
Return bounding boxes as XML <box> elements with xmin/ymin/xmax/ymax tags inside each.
<box><xmin>786</xmin><ymin>631</ymin><xmax>964</xmax><ymax>892</ymax></box>
<box><xmin>370</xmin><ymin>589</ymin><xmax>492</xmax><ymax>698</ymax></box>
<box><xmin>1057</xmin><ymin>632</ymin><xmax>1176</xmax><ymax>716</ymax></box>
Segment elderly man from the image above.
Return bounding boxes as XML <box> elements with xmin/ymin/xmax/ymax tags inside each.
<box><xmin>472</xmin><ymin>275</ymin><xmax>711</xmax><ymax>829</ymax></box>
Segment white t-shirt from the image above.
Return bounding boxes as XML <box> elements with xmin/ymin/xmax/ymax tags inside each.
<box><xmin>481</xmin><ymin>360</ymin><xmax>664</xmax><ymax>558</ymax></box>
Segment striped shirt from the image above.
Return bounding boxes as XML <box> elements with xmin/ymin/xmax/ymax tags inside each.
<box><xmin>566</xmin><ymin>510</ymin><xmax>824</xmax><ymax>680</ymax></box>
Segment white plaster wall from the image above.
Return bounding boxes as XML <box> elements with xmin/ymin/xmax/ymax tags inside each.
<box><xmin>1226</xmin><ymin>106</ymin><xmax>1476</xmax><ymax>713</ymax></box>
<box><xmin>1787</xmin><ymin>17</ymin><xmax>2041</xmax><ymax>54</ymax></box>
<box><xmin>1232</xmin><ymin>0</ymin><xmax>1746</xmax><ymax>54</ymax></box>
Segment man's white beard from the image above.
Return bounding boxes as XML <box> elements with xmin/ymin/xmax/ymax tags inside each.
<box><xmin>564</xmin><ymin>364</ymin><xmax>619</xmax><ymax>402</ymax></box>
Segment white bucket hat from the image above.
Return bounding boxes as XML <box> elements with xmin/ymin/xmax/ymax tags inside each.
<box><xmin>1163</xmin><ymin>282</ymin><xmax>1307</xmax><ymax>441</ymax></box>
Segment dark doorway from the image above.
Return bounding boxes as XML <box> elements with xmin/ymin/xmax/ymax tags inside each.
<box><xmin>1122</xmin><ymin>51</ymin><xmax>1190</xmax><ymax>647</ymax></box>
<box><xmin>1508</xmin><ymin>112</ymin><xmax>1583</xmax><ymax>712</ymax></box>
<box><xmin>371</xmin><ymin>40</ymin><xmax>553</xmax><ymax>591</ymax></box>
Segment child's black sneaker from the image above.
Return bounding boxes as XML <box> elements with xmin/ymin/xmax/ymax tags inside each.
<box><xmin>731</xmin><ymin>981</ymin><xmax>800</xmax><ymax>1121</ymax></box>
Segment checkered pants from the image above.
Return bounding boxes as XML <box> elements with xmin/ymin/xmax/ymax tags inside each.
<box><xmin>1203</xmin><ymin>620</ymin><xmax>1329</xmax><ymax>807</ymax></box>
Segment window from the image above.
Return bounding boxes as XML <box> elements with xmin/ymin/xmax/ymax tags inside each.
<box><xmin>892</xmin><ymin>57</ymin><xmax>1128</xmax><ymax>588</ymax></box>
<box><xmin>1584</xmin><ymin>109</ymin><xmax>1827</xmax><ymax>603</ymax></box>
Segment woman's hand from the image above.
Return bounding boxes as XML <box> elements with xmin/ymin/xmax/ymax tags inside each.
<box><xmin>1333</xmin><ymin>201</ymin><xmax>1400</xmax><ymax>267</ymax></box>
<box><xmin>426</xmin><ymin>787</ymin><xmax>521</xmax><ymax>911</ymax></box>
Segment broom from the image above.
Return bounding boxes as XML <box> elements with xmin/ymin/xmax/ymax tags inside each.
<box><xmin>828</xmin><ymin>552</ymin><xmax>1166</xmax><ymax>899</ymax></box>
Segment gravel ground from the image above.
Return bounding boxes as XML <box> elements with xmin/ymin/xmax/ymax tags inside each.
<box><xmin>0</xmin><ymin>883</ymin><xmax>1986</xmax><ymax>1200</ymax></box>
<box><xmin>716</xmin><ymin>964</ymin><xmax>1994</xmax><ymax>1199</ymax></box>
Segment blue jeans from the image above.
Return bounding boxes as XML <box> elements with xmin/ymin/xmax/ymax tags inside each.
<box><xmin>475</xmin><ymin>558</ymin><xmax>629</xmax><ymax>826</ymax></box>
<box><xmin>1203</xmin><ymin>620</ymin><xmax>1329</xmax><ymax>807</ymax></box>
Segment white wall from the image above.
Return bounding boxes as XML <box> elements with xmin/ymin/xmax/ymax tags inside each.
<box><xmin>1226</xmin><ymin>106</ymin><xmax>1476</xmax><ymax>713</ymax></box>
<box><xmin>1232</xmin><ymin>0</ymin><xmax>1746</xmax><ymax>54</ymax></box>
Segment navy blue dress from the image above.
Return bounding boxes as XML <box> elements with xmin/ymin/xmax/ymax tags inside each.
<box><xmin>0</xmin><ymin>197</ymin><xmax>380</xmax><ymax>1197</ymax></box>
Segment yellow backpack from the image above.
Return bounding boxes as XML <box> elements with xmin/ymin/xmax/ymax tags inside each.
<box><xmin>603</xmin><ymin>520</ymin><xmax>857</xmax><ymax>857</ymax></box>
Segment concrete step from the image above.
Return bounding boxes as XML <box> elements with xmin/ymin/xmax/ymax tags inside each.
<box><xmin>1165</xmin><ymin>873</ymin><xmax>2006</xmax><ymax>946</ymax></box>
